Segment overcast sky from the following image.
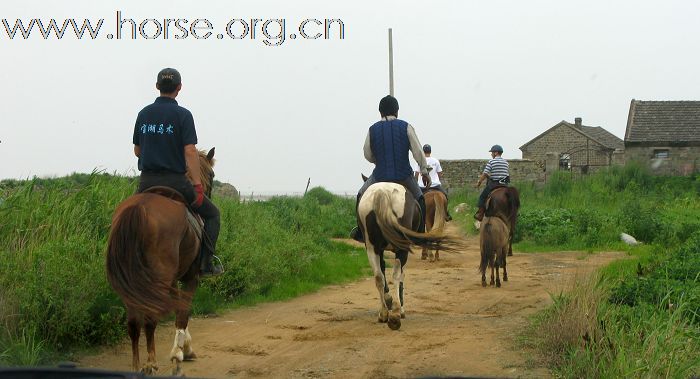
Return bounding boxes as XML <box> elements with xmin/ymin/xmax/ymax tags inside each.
<box><xmin>1</xmin><ymin>0</ymin><xmax>698</xmax><ymax>194</ymax></box>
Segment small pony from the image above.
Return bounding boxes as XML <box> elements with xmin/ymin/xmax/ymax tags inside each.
<box><xmin>421</xmin><ymin>190</ymin><xmax>449</xmax><ymax>262</ymax></box>
<box><xmin>358</xmin><ymin>182</ymin><xmax>464</xmax><ymax>330</ymax></box>
<box><xmin>484</xmin><ymin>186</ymin><xmax>520</xmax><ymax>256</ymax></box>
<box><xmin>479</xmin><ymin>216</ymin><xmax>510</xmax><ymax>287</ymax></box>
<box><xmin>105</xmin><ymin>148</ymin><xmax>215</xmax><ymax>375</ymax></box>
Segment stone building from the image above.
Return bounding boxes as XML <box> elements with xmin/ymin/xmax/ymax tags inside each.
<box><xmin>624</xmin><ymin>100</ymin><xmax>700</xmax><ymax>176</ymax></box>
<box><xmin>519</xmin><ymin>117</ymin><xmax>624</xmax><ymax>174</ymax></box>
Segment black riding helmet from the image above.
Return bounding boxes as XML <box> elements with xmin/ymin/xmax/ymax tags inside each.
<box><xmin>489</xmin><ymin>144</ymin><xmax>504</xmax><ymax>153</ymax></box>
<box><xmin>378</xmin><ymin>95</ymin><xmax>399</xmax><ymax>116</ymax></box>
<box><xmin>423</xmin><ymin>144</ymin><xmax>431</xmax><ymax>153</ymax></box>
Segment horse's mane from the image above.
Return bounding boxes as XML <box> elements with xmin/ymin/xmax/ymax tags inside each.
<box><xmin>197</xmin><ymin>149</ymin><xmax>215</xmax><ymax>194</ymax></box>
<box><xmin>184</xmin><ymin>149</ymin><xmax>215</xmax><ymax>196</ymax></box>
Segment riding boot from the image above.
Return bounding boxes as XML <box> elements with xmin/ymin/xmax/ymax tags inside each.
<box><xmin>199</xmin><ymin>245</ymin><xmax>223</xmax><ymax>277</ymax></box>
<box><xmin>446</xmin><ymin>206</ymin><xmax>453</xmax><ymax>222</ymax></box>
<box><xmin>474</xmin><ymin>207</ymin><xmax>485</xmax><ymax>222</ymax></box>
<box><xmin>349</xmin><ymin>193</ymin><xmax>364</xmax><ymax>242</ymax></box>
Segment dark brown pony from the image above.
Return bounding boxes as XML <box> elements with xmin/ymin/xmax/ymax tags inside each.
<box><xmin>484</xmin><ymin>186</ymin><xmax>520</xmax><ymax>256</ymax></box>
<box><xmin>105</xmin><ymin>148</ymin><xmax>215</xmax><ymax>375</ymax></box>
<box><xmin>479</xmin><ymin>216</ymin><xmax>510</xmax><ymax>287</ymax></box>
<box><xmin>358</xmin><ymin>181</ymin><xmax>465</xmax><ymax>330</ymax></box>
<box><xmin>421</xmin><ymin>190</ymin><xmax>449</xmax><ymax>262</ymax></box>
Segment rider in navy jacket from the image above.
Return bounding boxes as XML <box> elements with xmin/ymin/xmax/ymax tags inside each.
<box><xmin>350</xmin><ymin>95</ymin><xmax>431</xmax><ymax>242</ymax></box>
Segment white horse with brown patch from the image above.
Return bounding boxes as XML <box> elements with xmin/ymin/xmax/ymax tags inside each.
<box><xmin>357</xmin><ymin>182</ymin><xmax>465</xmax><ymax>330</ymax></box>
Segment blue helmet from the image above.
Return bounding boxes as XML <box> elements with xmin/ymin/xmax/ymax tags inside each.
<box><xmin>489</xmin><ymin>144</ymin><xmax>504</xmax><ymax>153</ymax></box>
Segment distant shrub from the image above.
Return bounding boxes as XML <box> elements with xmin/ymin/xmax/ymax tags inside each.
<box><xmin>618</xmin><ymin>199</ymin><xmax>661</xmax><ymax>243</ymax></box>
<box><xmin>305</xmin><ymin>186</ymin><xmax>336</xmax><ymax>205</ymax></box>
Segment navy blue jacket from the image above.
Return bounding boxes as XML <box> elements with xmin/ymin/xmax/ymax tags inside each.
<box><xmin>369</xmin><ymin>119</ymin><xmax>413</xmax><ymax>181</ymax></box>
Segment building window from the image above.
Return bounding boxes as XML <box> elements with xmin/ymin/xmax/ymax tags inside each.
<box><xmin>653</xmin><ymin>149</ymin><xmax>669</xmax><ymax>159</ymax></box>
<box><xmin>559</xmin><ymin>153</ymin><xmax>571</xmax><ymax>170</ymax></box>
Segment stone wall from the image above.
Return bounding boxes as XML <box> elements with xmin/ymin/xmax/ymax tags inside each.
<box><xmin>440</xmin><ymin>159</ymin><xmax>545</xmax><ymax>188</ymax></box>
<box><xmin>624</xmin><ymin>146</ymin><xmax>700</xmax><ymax>176</ymax></box>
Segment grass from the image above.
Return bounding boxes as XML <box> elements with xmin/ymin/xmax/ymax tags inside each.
<box><xmin>510</xmin><ymin>165</ymin><xmax>700</xmax><ymax>378</ymax></box>
<box><xmin>0</xmin><ymin>174</ymin><xmax>366</xmax><ymax>366</ymax></box>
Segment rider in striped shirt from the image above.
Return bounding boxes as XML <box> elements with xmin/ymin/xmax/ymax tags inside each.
<box><xmin>474</xmin><ymin>144</ymin><xmax>510</xmax><ymax>221</ymax></box>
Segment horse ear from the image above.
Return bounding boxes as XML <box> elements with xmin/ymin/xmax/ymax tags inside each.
<box><xmin>207</xmin><ymin>147</ymin><xmax>215</xmax><ymax>161</ymax></box>
<box><xmin>361</xmin><ymin>173</ymin><xmax>369</xmax><ymax>182</ymax></box>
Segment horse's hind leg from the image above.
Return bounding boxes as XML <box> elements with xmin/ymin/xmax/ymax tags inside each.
<box><xmin>368</xmin><ymin>246</ymin><xmax>389</xmax><ymax>323</ymax></box>
<box><xmin>394</xmin><ymin>251</ymin><xmax>408</xmax><ymax>318</ymax></box>
<box><xmin>502</xmin><ymin>248</ymin><xmax>508</xmax><ymax>282</ymax></box>
<box><xmin>143</xmin><ymin>317</ymin><xmax>159</xmax><ymax>375</ymax></box>
<box><xmin>386</xmin><ymin>250</ymin><xmax>407</xmax><ymax>330</ymax></box>
<box><xmin>171</xmin><ymin>280</ymin><xmax>198</xmax><ymax>376</ymax></box>
<box><xmin>127</xmin><ymin>310</ymin><xmax>143</xmax><ymax>372</ymax></box>
<box><xmin>379</xmin><ymin>253</ymin><xmax>392</xmax><ymax>310</ymax></box>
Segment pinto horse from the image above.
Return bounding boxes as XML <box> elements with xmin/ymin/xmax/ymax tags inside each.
<box><xmin>358</xmin><ymin>182</ymin><xmax>464</xmax><ymax>330</ymax></box>
<box><xmin>106</xmin><ymin>148</ymin><xmax>215</xmax><ymax>375</ymax></box>
<box><xmin>484</xmin><ymin>186</ymin><xmax>520</xmax><ymax>256</ymax></box>
<box><xmin>421</xmin><ymin>190</ymin><xmax>449</xmax><ymax>262</ymax></box>
<box><xmin>479</xmin><ymin>216</ymin><xmax>510</xmax><ymax>287</ymax></box>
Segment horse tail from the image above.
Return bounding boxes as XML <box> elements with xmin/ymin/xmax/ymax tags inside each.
<box><xmin>431</xmin><ymin>193</ymin><xmax>447</xmax><ymax>232</ymax></box>
<box><xmin>106</xmin><ymin>204</ymin><xmax>184</xmax><ymax>319</ymax></box>
<box><xmin>373</xmin><ymin>191</ymin><xmax>466</xmax><ymax>253</ymax></box>
<box><xmin>506</xmin><ymin>187</ymin><xmax>521</xmax><ymax>233</ymax></box>
<box><xmin>479</xmin><ymin>221</ymin><xmax>495</xmax><ymax>275</ymax></box>
<box><xmin>373</xmin><ymin>191</ymin><xmax>414</xmax><ymax>251</ymax></box>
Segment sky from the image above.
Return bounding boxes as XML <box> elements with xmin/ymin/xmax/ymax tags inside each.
<box><xmin>2</xmin><ymin>0</ymin><xmax>699</xmax><ymax>195</ymax></box>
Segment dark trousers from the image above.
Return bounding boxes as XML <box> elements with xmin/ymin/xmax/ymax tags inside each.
<box><xmin>478</xmin><ymin>180</ymin><xmax>501</xmax><ymax>208</ymax></box>
<box><xmin>138</xmin><ymin>172</ymin><xmax>220</xmax><ymax>255</ymax></box>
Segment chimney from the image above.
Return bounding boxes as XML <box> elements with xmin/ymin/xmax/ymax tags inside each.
<box><xmin>574</xmin><ymin>117</ymin><xmax>582</xmax><ymax>127</ymax></box>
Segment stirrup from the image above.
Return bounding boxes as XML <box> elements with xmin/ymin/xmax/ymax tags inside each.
<box><xmin>201</xmin><ymin>255</ymin><xmax>224</xmax><ymax>277</ymax></box>
<box><xmin>349</xmin><ymin>227</ymin><xmax>364</xmax><ymax>243</ymax></box>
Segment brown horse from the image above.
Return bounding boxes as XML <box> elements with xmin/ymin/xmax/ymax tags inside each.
<box><xmin>479</xmin><ymin>216</ymin><xmax>510</xmax><ymax>287</ymax></box>
<box><xmin>484</xmin><ymin>186</ymin><xmax>520</xmax><ymax>256</ymax></box>
<box><xmin>358</xmin><ymin>182</ymin><xmax>465</xmax><ymax>330</ymax></box>
<box><xmin>421</xmin><ymin>190</ymin><xmax>449</xmax><ymax>262</ymax></box>
<box><xmin>105</xmin><ymin>148</ymin><xmax>215</xmax><ymax>375</ymax></box>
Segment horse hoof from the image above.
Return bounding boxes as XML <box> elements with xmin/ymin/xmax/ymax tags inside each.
<box><xmin>141</xmin><ymin>363</ymin><xmax>158</xmax><ymax>376</ymax></box>
<box><xmin>496</xmin><ymin>281</ymin><xmax>501</xmax><ymax>288</ymax></box>
<box><xmin>183</xmin><ymin>351</ymin><xmax>197</xmax><ymax>361</ymax></box>
<box><xmin>503</xmin><ymin>276</ymin><xmax>508</xmax><ymax>282</ymax></box>
<box><xmin>508</xmin><ymin>252</ymin><xmax>513</xmax><ymax>256</ymax></box>
<box><xmin>400</xmin><ymin>312</ymin><xmax>406</xmax><ymax>319</ymax></box>
<box><xmin>481</xmin><ymin>281</ymin><xmax>487</xmax><ymax>287</ymax></box>
<box><xmin>387</xmin><ymin>315</ymin><xmax>401</xmax><ymax>330</ymax></box>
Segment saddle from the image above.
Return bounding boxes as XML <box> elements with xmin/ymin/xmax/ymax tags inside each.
<box><xmin>143</xmin><ymin>186</ymin><xmax>204</xmax><ymax>240</ymax></box>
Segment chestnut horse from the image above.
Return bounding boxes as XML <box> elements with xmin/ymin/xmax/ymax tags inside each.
<box><xmin>358</xmin><ymin>182</ymin><xmax>465</xmax><ymax>330</ymax></box>
<box><xmin>105</xmin><ymin>148</ymin><xmax>215</xmax><ymax>375</ymax></box>
<box><xmin>484</xmin><ymin>186</ymin><xmax>520</xmax><ymax>256</ymax></box>
<box><xmin>421</xmin><ymin>190</ymin><xmax>449</xmax><ymax>262</ymax></box>
<box><xmin>479</xmin><ymin>216</ymin><xmax>510</xmax><ymax>287</ymax></box>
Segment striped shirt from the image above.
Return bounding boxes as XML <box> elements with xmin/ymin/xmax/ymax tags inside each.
<box><xmin>483</xmin><ymin>156</ymin><xmax>509</xmax><ymax>181</ymax></box>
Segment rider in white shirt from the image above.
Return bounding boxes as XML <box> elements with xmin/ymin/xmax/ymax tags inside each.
<box><xmin>413</xmin><ymin>144</ymin><xmax>452</xmax><ymax>221</ymax></box>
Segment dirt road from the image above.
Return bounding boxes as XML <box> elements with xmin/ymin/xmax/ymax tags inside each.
<box><xmin>79</xmin><ymin>236</ymin><xmax>623</xmax><ymax>378</ymax></box>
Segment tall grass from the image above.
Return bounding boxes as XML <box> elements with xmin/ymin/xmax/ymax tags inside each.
<box><xmin>0</xmin><ymin>175</ymin><xmax>363</xmax><ymax>365</ymax></box>
<box><xmin>514</xmin><ymin>165</ymin><xmax>700</xmax><ymax>378</ymax></box>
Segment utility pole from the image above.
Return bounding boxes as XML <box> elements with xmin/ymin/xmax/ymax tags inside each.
<box><xmin>388</xmin><ymin>28</ymin><xmax>394</xmax><ymax>96</ymax></box>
